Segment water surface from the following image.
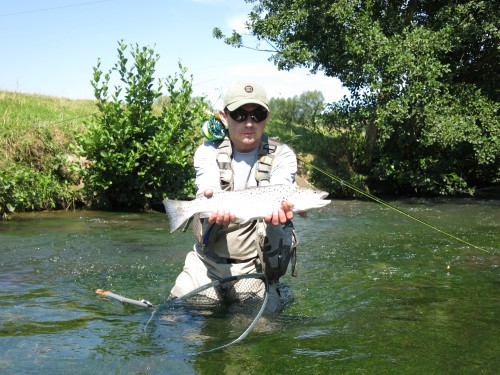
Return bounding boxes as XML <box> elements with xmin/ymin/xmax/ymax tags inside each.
<box><xmin>0</xmin><ymin>199</ymin><xmax>498</xmax><ymax>374</ymax></box>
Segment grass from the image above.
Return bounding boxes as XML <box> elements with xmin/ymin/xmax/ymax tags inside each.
<box><xmin>0</xmin><ymin>91</ymin><xmax>99</xmax><ymax>217</ymax></box>
<box><xmin>266</xmin><ymin>119</ymin><xmax>364</xmax><ymax>194</ymax></box>
<box><xmin>0</xmin><ymin>91</ymin><xmax>96</xmax><ymax>167</ymax></box>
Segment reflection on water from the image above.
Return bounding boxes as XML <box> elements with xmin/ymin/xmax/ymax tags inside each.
<box><xmin>0</xmin><ymin>200</ymin><xmax>498</xmax><ymax>374</ymax></box>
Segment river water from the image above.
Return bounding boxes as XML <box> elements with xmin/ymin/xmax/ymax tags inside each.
<box><xmin>0</xmin><ymin>199</ymin><xmax>498</xmax><ymax>374</ymax></box>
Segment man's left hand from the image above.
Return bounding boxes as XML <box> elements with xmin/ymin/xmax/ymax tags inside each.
<box><xmin>264</xmin><ymin>201</ymin><xmax>294</xmax><ymax>225</ymax></box>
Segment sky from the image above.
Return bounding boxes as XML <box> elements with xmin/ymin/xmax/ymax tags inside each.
<box><xmin>0</xmin><ymin>0</ymin><xmax>349</xmax><ymax>108</ymax></box>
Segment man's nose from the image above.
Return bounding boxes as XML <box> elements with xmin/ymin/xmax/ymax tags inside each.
<box><xmin>243</xmin><ymin>117</ymin><xmax>256</xmax><ymax>126</ymax></box>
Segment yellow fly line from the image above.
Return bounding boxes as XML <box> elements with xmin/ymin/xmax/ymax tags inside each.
<box><xmin>298</xmin><ymin>156</ymin><xmax>492</xmax><ymax>254</ymax></box>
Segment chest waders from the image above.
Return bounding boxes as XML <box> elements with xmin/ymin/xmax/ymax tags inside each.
<box><xmin>194</xmin><ymin>135</ymin><xmax>298</xmax><ymax>282</ymax></box>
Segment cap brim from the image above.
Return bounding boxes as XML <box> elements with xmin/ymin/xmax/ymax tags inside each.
<box><xmin>226</xmin><ymin>99</ymin><xmax>269</xmax><ymax>112</ymax></box>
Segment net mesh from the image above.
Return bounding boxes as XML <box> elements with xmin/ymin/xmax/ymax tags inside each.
<box><xmin>181</xmin><ymin>275</ymin><xmax>266</xmax><ymax>309</ymax></box>
<box><xmin>148</xmin><ymin>274</ymin><xmax>268</xmax><ymax>353</ymax></box>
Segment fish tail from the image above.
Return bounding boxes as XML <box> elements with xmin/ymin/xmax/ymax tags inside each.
<box><xmin>162</xmin><ymin>199</ymin><xmax>193</xmax><ymax>233</ymax></box>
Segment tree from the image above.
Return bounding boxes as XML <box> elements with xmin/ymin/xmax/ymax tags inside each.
<box><xmin>77</xmin><ymin>41</ymin><xmax>207</xmax><ymax>209</ymax></box>
<box><xmin>269</xmin><ymin>90</ymin><xmax>324</xmax><ymax>127</ymax></box>
<box><xmin>214</xmin><ymin>0</ymin><xmax>499</xmax><ymax>195</ymax></box>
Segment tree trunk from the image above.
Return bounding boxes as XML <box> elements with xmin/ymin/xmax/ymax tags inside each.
<box><xmin>365</xmin><ymin>119</ymin><xmax>378</xmax><ymax>168</ymax></box>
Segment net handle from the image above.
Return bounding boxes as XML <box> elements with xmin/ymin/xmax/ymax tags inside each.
<box><xmin>95</xmin><ymin>289</ymin><xmax>155</xmax><ymax>308</ymax></box>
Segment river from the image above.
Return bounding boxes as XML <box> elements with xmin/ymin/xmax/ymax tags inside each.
<box><xmin>0</xmin><ymin>198</ymin><xmax>498</xmax><ymax>374</ymax></box>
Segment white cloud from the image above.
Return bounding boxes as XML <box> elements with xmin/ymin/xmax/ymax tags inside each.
<box><xmin>228</xmin><ymin>14</ymin><xmax>249</xmax><ymax>34</ymax></box>
<box><xmin>194</xmin><ymin>61</ymin><xmax>348</xmax><ymax>109</ymax></box>
<box><xmin>222</xmin><ymin>62</ymin><xmax>349</xmax><ymax>103</ymax></box>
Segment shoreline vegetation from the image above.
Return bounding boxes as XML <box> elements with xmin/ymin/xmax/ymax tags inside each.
<box><xmin>1</xmin><ymin>90</ymin><xmax>96</xmax><ymax>219</ymax></box>
<box><xmin>1</xmin><ymin>89</ymin><xmax>498</xmax><ymax>220</ymax></box>
<box><xmin>0</xmin><ymin>91</ymin><xmax>498</xmax><ymax>218</ymax></box>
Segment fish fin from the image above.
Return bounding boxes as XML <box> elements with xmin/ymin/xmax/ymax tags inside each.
<box><xmin>162</xmin><ymin>199</ymin><xmax>192</xmax><ymax>233</ymax></box>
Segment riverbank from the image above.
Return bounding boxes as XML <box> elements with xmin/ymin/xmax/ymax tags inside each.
<box><xmin>2</xmin><ymin>90</ymin><xmax>498</xmax><ymax>220</ymax></box>
<box><xmin>0</xmin><ymin>91</ymin><xmax>97</xmax><ymax>218</ymax></box>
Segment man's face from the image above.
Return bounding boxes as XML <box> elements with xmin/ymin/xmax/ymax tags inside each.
<box><xmin>220</xmin><ymin>103</ymin><xmax>269</xmax><ymax>153</ymax></box>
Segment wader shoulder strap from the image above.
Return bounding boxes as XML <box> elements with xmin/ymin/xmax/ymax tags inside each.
<box><xmin>255</xmin><ymin>135</ymin><xmax>284</xmax><ymax>186</ymax></box>
<box><xmin>216</xmin><ymin>137</ymin><xmax>233</xmax><ymax>190</ymax></box>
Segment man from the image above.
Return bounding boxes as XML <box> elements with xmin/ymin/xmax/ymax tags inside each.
<box><xmin>170</xmin><ymin>81</ymin><xmax>297</xmax><ymax>312</ymax></box>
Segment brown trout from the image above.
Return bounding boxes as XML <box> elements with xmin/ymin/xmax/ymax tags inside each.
<box><xmin>163</xmin><ymin>184</ymin><xmax>330</xmax><ymax>233</ymax></box>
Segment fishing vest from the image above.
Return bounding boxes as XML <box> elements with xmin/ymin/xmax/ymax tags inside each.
<box><xmin>216</xmin><ymin>134</ymin><xmax>281</xmax><ymax>189</ymax></box>
<box><xmin>196</xmin><ymin>135</ymin><xmax>298</xmax><ymax>281</ymax></box>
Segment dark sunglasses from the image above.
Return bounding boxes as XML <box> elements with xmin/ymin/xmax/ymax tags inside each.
<box><xmin>226</xmin><ymin>108</ymin><xmax>268</xmax><ymax>122</ymax></box>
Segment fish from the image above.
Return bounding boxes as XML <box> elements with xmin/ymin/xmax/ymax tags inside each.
<box><xmin>163</xmin><ymin>184</ymin><xmax>331</xmax><ymax>233</ymax></box>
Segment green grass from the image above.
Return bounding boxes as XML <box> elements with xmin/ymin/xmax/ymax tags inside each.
<box><xmin>0</xmin><ymin>91</ymin><xmax>96</xmax><ymax>168</ymax></box>
<box><xmin>0</xmin><ymin>91</ymin><xmax>98</xmax><ymax>217</ymax></box>
<box><xmin>266</xmin><ymin>119</ymin><xmax>364</xmax><ymax>194</ymax></box>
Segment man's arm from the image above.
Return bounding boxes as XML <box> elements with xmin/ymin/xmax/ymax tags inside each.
<box><xmin>194</xmin><ymin>141</ymin><xmax>223</xmax><ymax>196</ymax></box>
<box><xmin>265</xmin><ymin>144</ymin><xmax>298</xmax><ymax>225</ymax></box>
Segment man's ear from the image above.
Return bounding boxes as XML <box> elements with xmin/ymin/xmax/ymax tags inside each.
<box><xmin>219</xmin><ymin>110</ymin><xmax>229</xmax><ymax>127</ymax></box>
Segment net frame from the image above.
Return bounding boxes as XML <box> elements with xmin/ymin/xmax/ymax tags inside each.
<box><xmin>97</xmin><ymin>273</ymin><xmax>269</xmax><ymax>353</ymax></box>
<box><xmin>149</xmin><ymin>273</ymin><xmax>269</xmax><ymax>353</ymax></box>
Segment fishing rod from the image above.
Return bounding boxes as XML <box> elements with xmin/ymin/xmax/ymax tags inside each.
<box><xmin>298</xmin><ymin>156</ymin><xmax>491</xmax><ymax>254</ymax></box>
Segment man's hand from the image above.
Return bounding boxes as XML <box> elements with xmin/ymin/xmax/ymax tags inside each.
<box><xmin>264</xmin><ymin>201</ymin><xmax>295</xmax><ymax>225</ymax></box>
<box><xmin>204</xmin><ymin>189</ymin><xmax>236</xmax><ymax>226</ymax></box>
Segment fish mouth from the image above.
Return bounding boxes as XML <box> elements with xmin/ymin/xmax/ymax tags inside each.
<box><xmin>318</xmin><ymin>191</ymin><xmax>329</xmax><ymax>199</ymax></box>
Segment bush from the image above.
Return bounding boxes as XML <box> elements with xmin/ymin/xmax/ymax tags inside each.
<box><xmin>0</xmin><ymin>91</ymin><xmax>94</xmax><ymax>218</ymax></box>
<box><xmin>0</xmin><ymin>164</ymin><xmax>82</xmax><ymax>219</ymax></box>
<box><xmin>76</xmin><ymin>41</ymin><xmax>208</xmax><ymax>209</ymax></box>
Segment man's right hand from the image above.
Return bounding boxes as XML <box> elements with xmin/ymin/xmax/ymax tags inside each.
<box><xmin>204</xmin><ymin>189</ymin><xmax>236</xmax><ymax>226</ymax></box>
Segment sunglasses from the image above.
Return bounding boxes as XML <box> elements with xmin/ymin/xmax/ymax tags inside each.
<box><xmin>226</xmin><ymin>108</ymin><xmax>268</xmax><ymax>122</ymax></box>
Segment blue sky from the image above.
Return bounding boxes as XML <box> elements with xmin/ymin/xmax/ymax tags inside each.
<box><xmin>1</xmin><ymin>0</ymin><xmax>348</xmax><ymax>108</ymax></box>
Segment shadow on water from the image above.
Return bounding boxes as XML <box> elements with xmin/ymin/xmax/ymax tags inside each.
<box><xmin>0</xmin><ymin>200</ymin><xmax>498</xmax><ymax>374</ymax></box>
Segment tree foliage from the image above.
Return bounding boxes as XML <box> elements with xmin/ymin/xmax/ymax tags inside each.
<box><xmin>77</xmin><ymin>41</ymin><xmax>207</xmax><ymax>209</ymax></box>
<box><xmin>215</xmin><ymin>0</ymin><xmax>499</xmax><ymax>195</ymax></box>
<box><xmin>269</xmin><ymin>90</ymin><xmax>324</xmax><ymax>127</ymax></box>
